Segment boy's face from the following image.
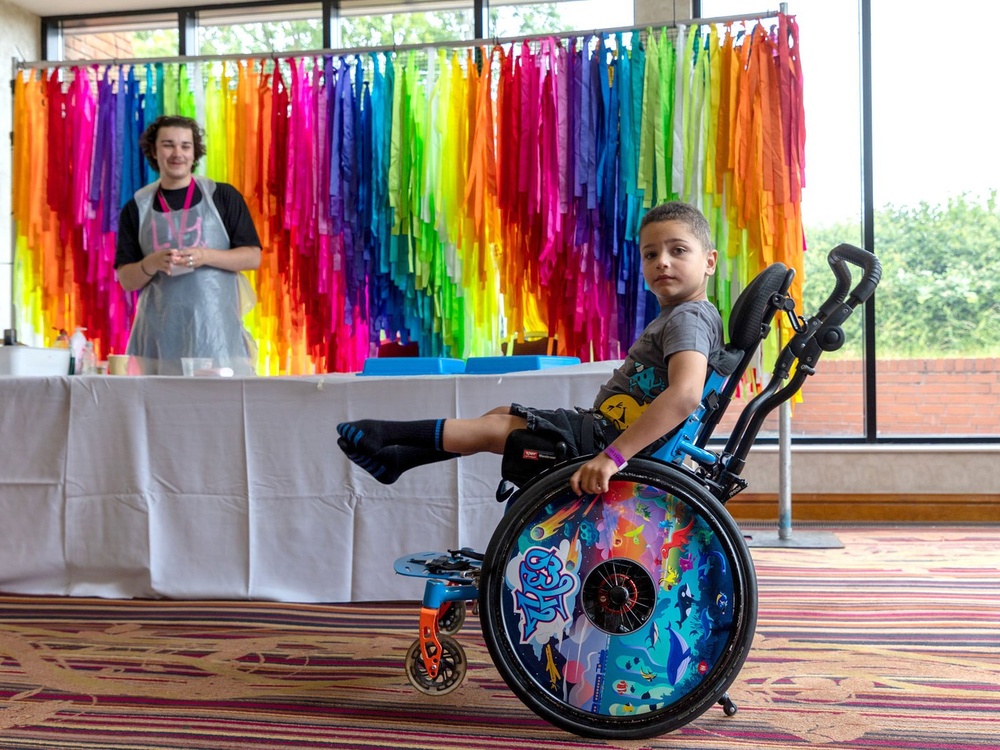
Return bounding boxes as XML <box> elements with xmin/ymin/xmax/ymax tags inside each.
<box><xmin>640</xmin><ymin>219</ymin><xmax>717</xmax><ymax>306</ymax></box>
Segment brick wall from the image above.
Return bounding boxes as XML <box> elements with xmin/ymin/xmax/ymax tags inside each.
<box><xmin>64</xmin><ymin>33</ymin><xmax>134</xmax><ymax>62</ymax></box>
<box><xmin>716</xmin><ymin>357</ymin><xmax>1000</xmax><ymax>437</ymax></box>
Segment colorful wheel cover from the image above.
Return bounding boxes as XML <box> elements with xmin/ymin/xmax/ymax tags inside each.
<box><xmin>496</xmin><ymin>480</ymin><xmax>738</xmax><ymax>717</ymax></box>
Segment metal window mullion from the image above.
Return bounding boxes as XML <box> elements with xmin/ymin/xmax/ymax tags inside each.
<box><xmin>474</xmin><ymin>0</ymin><xmax>485</xmax><ymax>40</ymax></box>
<box><xmin>860</xmin><ymin>0</ymin><xmax>877</xmax><ymax>442</ymax></box>
<box><xmin>41</xmin><ymin>18</ymin><xmax>62</xmax><ymax>62</ymax></box>
<box><xmin>179</xmin><ymin>9</ymin><xmax>198</xmax><ymax>56</ymax></box>
<box><xmin>324</xmin><ymin>0</ymin><xmax>337</xmax><ymax>49</ymax></box>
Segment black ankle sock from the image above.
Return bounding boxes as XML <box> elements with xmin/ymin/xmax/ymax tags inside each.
<box><xmin>336</xmin><ymin>418</ymin><xmax>447</xmax><ymax>455</ymax></box>
<box><xmin>381</xmin><ymin>445</ymin><xmax>460</xmax><ymax>476</ymax></box>
<box><xmin>338</xmin><ymin>439</ymin><xmax>458</xmax><ymax>485</ymax></box>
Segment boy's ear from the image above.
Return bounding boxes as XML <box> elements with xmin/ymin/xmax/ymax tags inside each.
<box><xmin>706</xmin><ymin>248</ymin><xmax>719</xmax><ymax>275</ymax></box>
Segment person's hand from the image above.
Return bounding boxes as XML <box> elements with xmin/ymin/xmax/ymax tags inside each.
<box><xmin>143</xmin><ymin>248</ymin><xmax>179</xmax><ymax>276</ymax></box>
<box><xmin>167</xmin><ymin>248</ymin><xmax>200</xmax><ymax>271</ymax></box>
<box><xmin>569</xmin><ymin>452</ymin><xmax>619</xmax><ymax>496</ymax></box>
<box><xmin>181</xmin><ymin>247</ymin><xmax>202</xmax><ymax>269</ymax></box>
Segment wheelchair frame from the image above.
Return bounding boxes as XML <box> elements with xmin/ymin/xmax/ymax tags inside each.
<box><xmin>393</xmin><ymin>244</ymin><xmax>882</xmax><ymax>739</ymax></box>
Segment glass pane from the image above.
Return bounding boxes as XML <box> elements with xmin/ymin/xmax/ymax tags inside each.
<box><xmin>61</xmin><ymin>16</ymin><xmax>179</xmax><ymax>61</ymax></box>
<box><xmin>870</xmin><ymin>0</ymin><xmax>1000</xmax><ymax>438</ymax></box>
<box><xmin>198</xmin><ymin>4</ymin><xmax>323</xmax><ymax>55</ymax></box>
<box><xmin>488</xmin><ymin>0</ymin><xmax>633</xmax><ymax>39</ymax></box>
<box><xmin>699</xmin><ymin>0</ymin><xmax>866</xmax><ymax>439</ymax></box>
<box><xmin>338</xmin><ymin>1</ymin><xmax>474</xmax><ymax>48</ymax></box>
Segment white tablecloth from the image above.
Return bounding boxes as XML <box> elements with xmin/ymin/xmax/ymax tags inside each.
<box><xmin>0</xmin><ymin>363</ymin><xmax>614</xmax><ymax>603</ymax></box>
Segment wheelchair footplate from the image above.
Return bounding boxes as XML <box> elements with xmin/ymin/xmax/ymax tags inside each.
<box><xmin>393</xmin><ymin>549</ymin><xmax>483</xmax><ymax>583</ymax></box>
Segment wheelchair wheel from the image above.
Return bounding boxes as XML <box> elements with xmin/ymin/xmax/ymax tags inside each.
<box><xmin>404</xmin><ymin>635</ymin><xmax>467</xmax><ymax>696</ymax></box>
<box><xmin>479</xmin><ymin>458</ymin><xmax>757</xmax><ymax>739</ymax></box>
<box><xmin>437</xmin><ymin>600</ymin><xmax>467</xmax><ymax>635</ymax></box>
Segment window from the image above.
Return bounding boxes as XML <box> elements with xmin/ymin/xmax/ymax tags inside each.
<box><xmin>197</xmin><ymin>4</ymin><xmax>324</xmax><ymax>56</ymax></box>
<box><xmin>868</xmin><ymin>0</ymin><xmax>1000</xmax><ymax>438</ymax></box>
<box><xmin>488</xmin><ymin>0</ymin><xmax>633</xmax><ymax>39</ymax></box>
<box><xmin>697</xmin><ymin>1</ymin><xmax>864</xmax><ymax>439</ymax></box>
<box><xmin>337</xmin><ymin>0</ymin><xmax>475</xmax><ymax>49</ymax></box>
<box><xmin>60</xmin><ymin>14</ymin><xmax>179</xmax><ymax>61</ymax></box>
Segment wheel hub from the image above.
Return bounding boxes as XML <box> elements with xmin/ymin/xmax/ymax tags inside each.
<box><xmin>581</xmin><ymin>559</ymin><xmax>656</xmax><ymax>634</ymax></box>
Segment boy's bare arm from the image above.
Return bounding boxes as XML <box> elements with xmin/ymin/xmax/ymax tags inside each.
<box><xmin>569</xmin><ymin>350</ymin><xmax>709</xmax><ymax>495</ymax></box>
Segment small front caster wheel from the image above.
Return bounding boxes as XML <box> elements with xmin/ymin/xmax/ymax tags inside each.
<box><xmin>437</xmin><ymin>600</ymin><xmax>467</xmax><ymax>635</ymax></box>
<box><xmin>404</xmin><ymin>634</ymin><xmax>468</xmax><ymax>696</ymax></box>
<box><xmin>719</xmin><ymin>693</ymin><xmax>738</xmax><ymax>716</ymax></box>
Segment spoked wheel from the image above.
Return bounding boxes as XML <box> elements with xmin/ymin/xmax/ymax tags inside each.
<box><xmin>437</xmin><ymin>600</ymin><xmax>467</xmax><ymax>636</ymax></box>
<box><xmin>479</xmin><ymin>458</ymin><xmax>757</xmax><ymax>739</ymax></box>
<box><xmin>404</xmin><ymin>635</ymin><xmax>468</xmax><ymax>696</ymax></box>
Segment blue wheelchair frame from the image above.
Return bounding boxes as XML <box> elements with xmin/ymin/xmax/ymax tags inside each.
<box><xmin>394</xmin><ymin>244</ymin><xmax>882</xmax><ymax>739</ymax></box>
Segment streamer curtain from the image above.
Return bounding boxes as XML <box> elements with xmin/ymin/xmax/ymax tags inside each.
<box><xmin>11</xmin><ymin>15</ymin><xmax>805</xmax><ymax>376</ymax></box>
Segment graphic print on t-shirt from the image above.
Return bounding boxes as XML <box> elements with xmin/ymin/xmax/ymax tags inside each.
<box><xmin>597</xmin><ymin>362</ymin><xmax>666</xmax><ymax>431</ymax></box>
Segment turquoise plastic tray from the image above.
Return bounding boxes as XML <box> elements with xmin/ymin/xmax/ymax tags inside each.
<box><xmin>360</xmin><ymin>357</ymin><xmax>466</xmax><ymax>376</ymax></box>
<box><xmin>463</xmin><ymin>355</ymin><xmax>581</xmax><ymax>374</ymax></box>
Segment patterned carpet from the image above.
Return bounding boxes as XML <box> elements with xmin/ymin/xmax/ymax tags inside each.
<box><xmin>0</xmin><ymin>527</ymin><xmax>997</xmax><ymax>749</ymax></box>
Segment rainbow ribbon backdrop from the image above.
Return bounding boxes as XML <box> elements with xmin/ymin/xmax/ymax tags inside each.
<box><xmin>12</xmin><ymin>16</ymin><xmax>805</xmax><ymax>376</ymax></box>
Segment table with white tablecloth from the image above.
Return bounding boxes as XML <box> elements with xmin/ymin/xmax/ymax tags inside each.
<box><xmin>0</xmin><ymin>363</ymin><xmax>614</xmax><ymax>603</ymax></box>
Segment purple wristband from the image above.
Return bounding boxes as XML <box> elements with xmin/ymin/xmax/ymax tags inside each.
<box><xmin>602</xmin><ymin>445</ymin><xmax>628</xmax><ymax>471</ymax></box>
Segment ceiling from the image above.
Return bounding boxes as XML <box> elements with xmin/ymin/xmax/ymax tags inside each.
<box><xmin>11</xmin><ymin>0</ymin><xmax>236</xmax><ymax>21</ymax></box>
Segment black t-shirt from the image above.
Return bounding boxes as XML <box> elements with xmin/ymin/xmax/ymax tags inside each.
<box><xmin>114</xmin><ymin>181</ymin><xmax>261</xmax><ymax>268</ymax></box>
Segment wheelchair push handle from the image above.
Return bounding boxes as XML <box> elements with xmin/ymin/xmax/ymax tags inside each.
<box><xmin>825</xmin><ymin>243</ymin><xmax>882</xmax><ymax>309</ymax></box>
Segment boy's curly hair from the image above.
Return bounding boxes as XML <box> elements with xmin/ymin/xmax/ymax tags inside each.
<box><xmin>139</xmin><ymin>115</ymin><xmax>207</xmax><ymax>173</ymax></box>
<box><xmin>640</xmin><ymin>201</ymin><xmax>715</xmax><ymax>251</ymax></box>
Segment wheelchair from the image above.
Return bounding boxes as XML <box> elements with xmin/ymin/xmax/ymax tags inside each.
<box><xmin>393</xmin><ymin>244</ymin><xmax>882</xmax><ymax>739</ymax></box>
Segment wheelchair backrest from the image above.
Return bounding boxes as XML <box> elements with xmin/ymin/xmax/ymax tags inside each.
<box><xmin>651</xmin><ymin>263</ymin><xmax>795</xmax><ymax>467</ymax></box>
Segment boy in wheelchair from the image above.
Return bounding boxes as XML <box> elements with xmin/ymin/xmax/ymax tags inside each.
<box><xmin>338</xmin><ymin>200</ymin><xmax>721</xmax><ymax>496</ymax></box>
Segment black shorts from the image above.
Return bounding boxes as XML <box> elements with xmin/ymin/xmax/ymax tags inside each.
<box><xmin>509</xmin><ymin>403</ymin><xmax>614</xmax><ymax>457</ymax></box>
<box><xmin>508</xmin><ymin>403</ymin><xmax>673</xmax><ymax>458</ymax></box>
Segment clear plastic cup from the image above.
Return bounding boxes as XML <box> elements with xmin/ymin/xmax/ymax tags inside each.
<box><xmin>181</xmin><ymin>357</ymin><xmax>214</xmax><ymax>376</ymax></box>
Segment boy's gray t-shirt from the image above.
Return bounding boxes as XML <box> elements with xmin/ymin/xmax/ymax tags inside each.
<box><xmin>593</xmin><ymin>299</ymin><xmax>723</xmax><ymax>433</ymax></box>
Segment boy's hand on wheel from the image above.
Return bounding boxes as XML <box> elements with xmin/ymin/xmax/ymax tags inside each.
<box><xmin>569</xmin><ymin>454</ymin><xmax>618</xmax><ymax>496</ymax></box>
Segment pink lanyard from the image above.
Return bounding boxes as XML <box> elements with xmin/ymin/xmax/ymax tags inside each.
<box><xmin>153</xmin><ymin>179</ymin><xmax>196</xmax><ymax>249</ymax></box>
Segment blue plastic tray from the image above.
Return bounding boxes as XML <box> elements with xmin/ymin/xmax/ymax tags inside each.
<box><xmin>463</xmin><ymin>355</ymin><xmax>581</xmax><ymax>374</ymax></box>
<box><xmin>359</xmin><ymin>357</ymin><xmax>466</xmax><ymax>376</ymax></box>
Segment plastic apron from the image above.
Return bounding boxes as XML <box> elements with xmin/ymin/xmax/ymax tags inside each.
<box><xmin>126</xmin><ymin>176</ymin><xmax>256</xmax><ymax>376</ymax></box>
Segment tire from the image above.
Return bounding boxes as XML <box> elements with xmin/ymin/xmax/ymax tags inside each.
<box><xmin>404</xmin><ymin>634</ymin><xmax>468</xmax><ymax>696</ymax></box>
<box><xmin>479</xmin><ymin>458</ymin><xmax>757</xmax><ymax>739</ymax></box>
<box><xmin>438</xmin><ymin>599</ymin><xmax>467</xmax><ymax>635</ymax></box>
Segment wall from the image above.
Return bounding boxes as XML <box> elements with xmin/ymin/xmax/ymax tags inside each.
<box><xmin>1</xmin><ymin>1</ymin><xmax>39</xmax><ymax>333</ymax></box>
<box><xmin>717</xmin><ymin>357</ymin><xmax>1000</xmax><ymax>437</ymax></box>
